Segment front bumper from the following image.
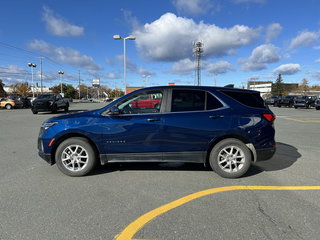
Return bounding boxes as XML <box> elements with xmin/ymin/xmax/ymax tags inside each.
<box><xmin>38</xmin><ymin>151</ymin><xmax>53</xmax><ymax>165</ymax></box>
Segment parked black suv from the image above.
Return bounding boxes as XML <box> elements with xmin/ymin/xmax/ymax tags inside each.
<box><xmin>31</xmin><ymin>94</ymin><xmax>69</xmax><ymax>114</ymax></box>
<box><xmin>277</xmin><ymin>95</ymin><xmax>297</xmax><ymax>108</ymax></box>
<box><xmin>265</xmin><ymin>96</ymin><xmax>280</xmax><ymax>106</ymax></box>
<box><xmin>294</xmin><ymin>96</ymin><xmax>317</xmax><ymax>109</ymax></box>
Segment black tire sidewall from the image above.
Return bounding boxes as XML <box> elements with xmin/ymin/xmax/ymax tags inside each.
<box><xmin>209</xmin><ymin>138</ymin><xmax>251</xmax><ymax>178</ymax></box>
<box><xmin>55</xmin><ymin>137</ymin><xmax>96</xmax><ymax>176</ymax></box>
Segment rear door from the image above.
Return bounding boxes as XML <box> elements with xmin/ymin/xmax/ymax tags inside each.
<box><xmin>159</xmin><ymin>89</ymin><xmax>231</xmax><ymax>162</ymax></box>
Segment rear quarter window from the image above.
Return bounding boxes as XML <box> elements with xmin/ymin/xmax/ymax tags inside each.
<box><xmin>220</xmin><ymin>90</ymin><xmax>266</xmax><ymax>109</ymax></box>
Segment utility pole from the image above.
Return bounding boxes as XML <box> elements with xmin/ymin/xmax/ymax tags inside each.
<box><xmin>40</xmin><ymin>56</ymin><xmax>43</xmax><ymax>94</ymax></box>
<box><xmin>193</xmin><ymin>41</ymin><xmax>203</xmax><ymax>86</ymax></box>
<box><xmin>78</xmin><ymin>70</ymin><xmax>81</xmax><ymax>99</ymax></box>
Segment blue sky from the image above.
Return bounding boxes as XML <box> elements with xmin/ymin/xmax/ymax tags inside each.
<box><xmin>0</xmin><ymin>0</ymin><xmax>320</xmax><ymax>90</ymax></box>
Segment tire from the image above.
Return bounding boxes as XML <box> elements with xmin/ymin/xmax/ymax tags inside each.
<box><xmin>52</xmin><ymin>105</ymin><xmax>57</xmax><ymax>114</ymax></box>
<box><xmin>5</xmin><ymin>104</ymin><xmax>12</xmax><ymax>110</ymax></box>
<box><xmin>316</xmin><ymin>107</ymin><xmax>320</xmax><ymax>110</ymax></box>
<box><xmin>209</xmin><ymin>138</ymin><xmax>251</xmax><ymax>178</ymax></box>
<box><xmin>64</xmin><ymin>104</ymin><xmax>69</xmax><ymax>112</ymax></box>
<box><xmin>31</xmin><ymin>108</ymin><xmax>38</xmax><ymax>114</ymax></box>
<box><xmin>55</xmin><ymin>137</ymin><xmax>97</xmax><ymax>177</ymax></box>
<box><xmin>294</xmin><ymin>106</ymin><xmax>298</xmax><ymax>109</ymax></box>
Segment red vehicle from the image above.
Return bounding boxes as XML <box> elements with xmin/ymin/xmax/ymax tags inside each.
<box><xmin>130</xmin><ymin>93</ymin><xmax>161</xmax><ymax>109</ymax></box>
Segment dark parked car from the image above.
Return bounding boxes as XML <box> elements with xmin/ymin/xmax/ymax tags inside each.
<box><xmin>265</xmin><ymin>96</ymin><xmax>280</xmax><ymax>106</ymax></box>
<box><xmin>38</xmin><ymin>86</ymin><xmax>276</xmax><ymax>178</ymax></box>
<box><xmin>16</xmin><ymin>97</ymin><xmax>31</xmax><ymax>108</ymax></box>
<box><xmin>31</xmin><ymin>93</ymin><xmax>69</xmax><ymax>114</ymax></box>
<box><xmin>315</xmin><ymin>98</ymin><xmax>320</xmax><ymax>110</ymax></box>
<box><xmin>294</xmin><ymin>96</ymin><xmax>317</xmax><ymax>109</ymax></box>
<box><xmin>277</xmin><ymin>95</ymin><xmax>297</xmax><ymax>108</ymax></box>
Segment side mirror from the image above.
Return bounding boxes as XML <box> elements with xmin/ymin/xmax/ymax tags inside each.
<box><xmin>108</xmin><ymin>106</ymin><xmax>120</xmax><ymax>115</ymax></box>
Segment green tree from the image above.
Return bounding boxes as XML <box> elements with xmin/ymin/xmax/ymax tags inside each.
<box><xmin>0</xmin><ymin>79</ymin><xmax>6</xmax><ymax>97</ymax></box>
<box><xmin>51</xmin><ymin>84</ymin><xmax>76</xmax><ymax>98</ymax></box>
<box><xmin>272</xmin><ymin>74</ymin><xmax>285</xmax><ymax>96</ymax></box>
<box><xmin>16</xmin><ymin>82</ymin><xmax>30</xmax><ymax>97</ymax></box>
<box><xmin>299</xmin><ymin>78</ymin><xmax>309</xmax><ymax>95</ymax></box>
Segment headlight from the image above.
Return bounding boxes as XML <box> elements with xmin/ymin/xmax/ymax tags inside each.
<box><xmin>41</xmin><ymin>122</ymin><xmax>58</xmax><ymax>130</ymax></box>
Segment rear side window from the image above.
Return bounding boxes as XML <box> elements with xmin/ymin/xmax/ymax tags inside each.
<box><xmin>172</xmin><ymin>90</ymin><xmax>205</xmax><ymax>112</ymax></box>
<box><xmin>221</xmin><ymin>90</ymin><xmax>266</xmax><ymax>109</ymax></box>
<box><xmin>171</xmin><ymin>90</ymin><xmax>223</xmax><ymax>112</ymax></box>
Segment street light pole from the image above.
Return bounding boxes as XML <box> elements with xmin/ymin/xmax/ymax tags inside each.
<box><xmin>58</xmin><ymin>71</ymin><xmax>64</xmax><ymax>95</ymax></box>
<box><xmin>28</xmin><ymin>63</ymin><xmax>37</xmax><ymax>98</ymax></box>
<box><xmin>113</xmin><ymin>34</ymin><xmax>135</xmax><ymax>94</ymax></box>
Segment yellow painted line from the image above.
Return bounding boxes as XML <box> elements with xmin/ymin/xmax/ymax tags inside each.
<box><xmin>284</xmin><ymin>117</ymin><xmax>320</xmax><ymax>123</ymax></box>
<box><xmin>115</xmin><ymin>185</ymin><xmax>320</xmax><ymax>240</ymax></box>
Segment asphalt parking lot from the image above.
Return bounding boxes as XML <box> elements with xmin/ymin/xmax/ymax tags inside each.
<box><xmin>1</xmin><ymin>103</ymin><xmax>320</xmax><ymax>240</ymax></box>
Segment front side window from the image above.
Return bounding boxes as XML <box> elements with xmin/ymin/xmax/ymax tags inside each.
<box><xmin>117</xmin><ymin>90</ymin><xmax>163</xmax><ymax>114</ymax></box>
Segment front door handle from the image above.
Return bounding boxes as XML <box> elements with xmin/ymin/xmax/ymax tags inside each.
<box><xmin>147</xmin><ymin>118</ymin><xmax>160</xmax><ymax>122</ymax></box>
<box><xmin>209</xmin><ymin>115</ymin><xmax>224</xmax><ymax>119</ymax></box>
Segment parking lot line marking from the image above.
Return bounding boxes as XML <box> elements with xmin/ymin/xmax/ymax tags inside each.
<box><xmin>284</xmin><ymin>117</ymin><xmax>320</xmax><ymax>123</ymax></box>
<box><xmin>115</xmin><ymin>185</ymin><xmax>320</xmax><ymax>240</ymax></box>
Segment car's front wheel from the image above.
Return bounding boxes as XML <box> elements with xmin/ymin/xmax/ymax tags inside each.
<box><xmin>209</xmin><ymin>138</ymin><xmax>251</xmax><ymax>178</ymax></box>
<box><xmin>5</xmin><ymin>104</ymin><xmax>12</xmax><ymax>110</ymax></box>
<box><xmin>55</xmin><ymin>137</ymin><xmax>97</xmax><ymax>176</ymax></box>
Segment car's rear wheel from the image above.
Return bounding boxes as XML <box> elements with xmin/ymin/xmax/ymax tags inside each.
<box><xmin>209</xmin><ymin>138</ymin><xmax>251</xmax><ymax>178</ymax></box>
<box><xmin>64</xmin><ymin>104</ymin><xmax>69</xmax><ymax>112</ymax></box>
<box><xmin>31</xmin><ymin>108</ymin><xmax>38</xmax><ymax>114</ymax></box>
<box><xmin>5</xmin><ymin>104</ymin><xmax>12</xmax><ymax>110</ymax></box>
<box><xmin>55</xmin><ymin>137</ymin><xmax>97</xmax><ymax>176</ymax></box>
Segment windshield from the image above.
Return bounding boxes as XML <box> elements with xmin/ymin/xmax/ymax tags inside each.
<box><xmin>37</xmin><ymin>94</ymin><xmax>55</xmax><ymax>100</ymax></box>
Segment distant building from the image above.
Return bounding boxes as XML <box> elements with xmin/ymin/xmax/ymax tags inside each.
<box><xmin>247</xmin><ymin>81</ymin><xmax>299</xmax><ymax>98</ymax></box>
<box><xmin>247</xmin><ymin>81</ymin><xmax>272</xmax><ymax>98</ymax></box>
<box><xmin>4</xmin><ymin>86</ymin><xmax>51</xmax><ymax>95</ymax></box>
<box><xmin>125</xmin><ymin>86</ymin><xmax>143</xmax><ymax>94</ymax></box>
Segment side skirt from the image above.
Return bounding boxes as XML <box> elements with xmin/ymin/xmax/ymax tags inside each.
<box><xmin>100</xmin><ymin>151</ymin><xmax>206</xmax><ymax>165</ymax></box>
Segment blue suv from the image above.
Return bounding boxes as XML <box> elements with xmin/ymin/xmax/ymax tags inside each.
<box><xmin>38</xmin><ymin>86</ymin><xmax>276</xmax><ymax>178</ymax></box>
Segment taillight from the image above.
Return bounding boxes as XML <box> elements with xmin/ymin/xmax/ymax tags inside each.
<box><xmin>262</xmin><ymin>113</ymin><xmax>276</xmax><ymax>123</ymax></box>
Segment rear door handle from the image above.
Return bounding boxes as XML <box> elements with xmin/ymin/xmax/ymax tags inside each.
<box><xmin>209</xmin><ymin>115</ymin><xmax>224</xmax><ymax>119</ymax></box>
<box><xmin>147</xmin><ymin>118</ymin><xmax>160</xmax><ymax>122</ymax></box>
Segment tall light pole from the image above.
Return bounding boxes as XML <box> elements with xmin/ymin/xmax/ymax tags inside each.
<box><xmin>58</xmin><ymin>71</ymin><xmax>64</xmax><ymax>95</ymax></box>
<box><xmin>28</xmin><ymin>63</ymin><xmax>37</xmax><ymax>98</ymax></box>
<box><xmin>113</xmin><ymin>34</ymin><xmax>135</xmax><ymax>93</ymax></box>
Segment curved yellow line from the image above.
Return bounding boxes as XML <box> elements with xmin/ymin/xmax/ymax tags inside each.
<box><xmin>115</xmin><ymin>186</ymin><xmax>320</xmax><ymax>240</ymax></box>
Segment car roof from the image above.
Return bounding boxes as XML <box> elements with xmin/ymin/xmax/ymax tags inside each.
<box><xmin>132</xmin><ymin>85</ymin><xmax>259</xmax><ymax>94</ymax></box>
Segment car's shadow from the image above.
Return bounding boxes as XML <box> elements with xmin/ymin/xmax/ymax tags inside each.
<box><xmin>89</xmin><ymin>142</ymin><xmax>300</xmax><ymax>177</ymax></box>
<box><xmin>245</xmin><ymin>142</ymin><xmax>301</xmax><ymax>177</ymax></box>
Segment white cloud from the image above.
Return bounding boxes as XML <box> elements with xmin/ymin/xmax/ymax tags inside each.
<box><xmin>289</xmin><ymin>31</ymin><xmax>319</xmax><ymax>49</ymax></box>
<box><xmin>108</xmin><ymin>55</ymin><xmax>155</xmax><ymax>77</ymax></box>
<box><xmin>172</xmin><ymin>0</ymin><xmax>219</xmax><ymax>15</ymax></box>
<box><xmin>133</xmin><ymin>13</ymin><xmax>259</xmax><ymax>62</ymax></box>
<box><xmin>28</xmin><ymin>40</ymin><xmax>101</xmax><ymax>70</ymax></box>
<box><xmin>315</xmin><ymin>58</ymin><xmax>320</xmax><ymax>63</ymax></box>
<box><xmin>42</xmin><ymin>6</ymin><xmax>84</xmax><ymax>37</ymax></box>
<box><xmin>206</xmin><ymin>61</ymin><xmax>234</xmax><ymax>75</ymax></box>
<box><xmin>234</xmin><ymin>0</ymin><xmax>266</xmax><ymax>3</ymax></box>
<box><xmin>105</xmin><ymin>73</ymin><xmax>122</xmax><ymax>79</ymax></box>
<box><xmin>265</xmin><ymin>23</ymin><xmax>282</xmax><ymax>43</ymax></box>
<box><xmin>171</xmin><ymin>58</ymin><xmax>195</xmax><ymax>75</ymax></box>
<box><xmin>273</xmin><ymin>64</ymin><xmax>301</xmax><ymax>75</ymax></box>
<box><xmin>239</xmin><ymin>44</ymin><xmax>280</xmax><ymax>71</ymax></box>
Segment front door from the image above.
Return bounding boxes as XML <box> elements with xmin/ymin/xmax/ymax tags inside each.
<box><xmin>102</xmin><ymin>89</ymin><xmax>166</xmax><ymax>162</ymax></box>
